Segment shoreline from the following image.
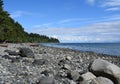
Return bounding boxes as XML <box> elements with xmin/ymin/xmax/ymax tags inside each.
<box><xmin>40</xmin><ymin>43</ymin><xmax>120</xmax><ymax>57</ymax></box>
<box><xmin>40</xmin><ymin>43</ymin><xmax>120</xmax><ymax>58</ymax></box>
<box><xmin>0</xmin><ymin>43</ymin><xmax>120</xmax><ymax>83</ymax></box>
<box><xmin>40</xmin><ymin>44</ymin><xmax>120</xmax><ymax>65</ymax></box>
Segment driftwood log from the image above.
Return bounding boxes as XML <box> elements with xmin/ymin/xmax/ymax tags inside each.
<box><xmin>29</xmin><ymin>43</ymin><xmax>39</xmax><ymax>47</ymax></box>
<box><xmin>0</xmin><ymin>44</ymin><xmax>8</xmax><ymax>47</ymax></box>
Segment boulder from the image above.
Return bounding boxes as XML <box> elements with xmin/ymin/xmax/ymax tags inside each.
<box><xmin>70</xmin><ymin>80</ymin><xmax>76</xmax><ymax>84</ymax></box>
<box><xmin>90</xmin><ymin>77</ymin><xmax>114</xmax><ymax>84</ymax></box>
<box><xmin>80</xmin><ymin>72</ymin><xmax>96</xmax><ymax>81</ymax></box>
<box><xmin>19</xmin><ymin>47</ymin><xmax>34</xmax><ymax>58</ymax></box>
<box><xmin>80</xmin><ymin>77</ymin><xmax>114</xmax><ymax>84</ymax></box>
<box><xmin>89</xmin><ymin>59</ymin><xmax>120</xmax><ymax>84</ymax></box>
<box><xmin>67</xmin><ymin>70</ymin><xmax>80</xmax><ymax>81</ymax></box>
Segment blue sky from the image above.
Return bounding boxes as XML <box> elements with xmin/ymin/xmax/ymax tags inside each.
<box><xmin>3</xmin><ymin>0</ymin><xmax>120</xmax><ymax>43</ymax></box>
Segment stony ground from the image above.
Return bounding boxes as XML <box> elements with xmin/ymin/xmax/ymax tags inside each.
<box><xmin>0</xmin><ymin>43</ymin><xmax>120</xmax><ymax>84</ymax></box>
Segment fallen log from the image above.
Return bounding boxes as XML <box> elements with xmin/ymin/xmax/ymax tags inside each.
<box><xmin>0</xmin><ymin>44</ymin><xmax>8</xmax><ymax>47</ymax></box>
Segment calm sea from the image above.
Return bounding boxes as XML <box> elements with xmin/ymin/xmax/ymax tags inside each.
<box><xmin>40</xmin><ymin>43</ymin><xmax>120</xmax><ymax>56</ymax></box>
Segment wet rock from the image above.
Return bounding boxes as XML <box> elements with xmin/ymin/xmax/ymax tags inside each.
<box><xmin>19</xmin><ymin>47</ymin><xmax>35</xmax><ymax>58</ymax></box>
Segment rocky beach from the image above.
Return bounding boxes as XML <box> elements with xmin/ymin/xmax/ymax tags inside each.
<box><xmin>0</xmin><ymin>43</ymin><xmax>120</xmax><ymax>84</ymax></box>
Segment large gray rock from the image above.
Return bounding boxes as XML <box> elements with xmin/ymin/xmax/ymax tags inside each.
<box><xmin>89</xmin><ymin>59</ymin><xmax>120</xmax><ymax>84</ymax></box>
<box><xmin>91</xmin><ymin>77</ymin><xmax>114</xmax><ymax>84</ymax></box>
<box><xmin>67</xmin><ymin>70</ymin><xmax>80</xmax><ymax>81</ymax></box>
<box><xmin>80</xmin><ymin>72</ymin><xmax>96</xmax><ymax>81</ymax></box>
<box><xmin>80</xmin><ymin>77</ymin><xmax>114</xmax><ymax>84</ymax></box>
<box><xmin>19</xmin><ymin>47</ymin><xmax>35</xmax><ymax>58</ymax></box>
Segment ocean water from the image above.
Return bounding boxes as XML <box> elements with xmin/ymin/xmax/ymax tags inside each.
<box><xmin>40</xmin><ymin>43</ymin><xmax>120</xmax><ymax>56</ymax></box>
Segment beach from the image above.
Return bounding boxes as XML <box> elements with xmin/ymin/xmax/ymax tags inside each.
<box><xmin>0</xmin><ymin>43</ymin><xmax>120</xmax><ymax>84</ymax></box>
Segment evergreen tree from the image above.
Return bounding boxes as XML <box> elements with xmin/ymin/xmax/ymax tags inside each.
<box><xmin>0</xmin><ymin>0</ymin><xmax>60</xmax><ymax>43</ymax></box>
<box><xmin>0</xmin><ymin>0</ymin><xmax>3</xmax><ymax>11</ymax></box>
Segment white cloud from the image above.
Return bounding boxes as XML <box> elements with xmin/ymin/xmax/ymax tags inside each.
<box><xmin>34</xmin><ymin>23</ymin><xmax>53</xmax><ymax>28</ymax></box>
<box><xmin>86</xmin><ymin>0</ymin><xmax>120</xmax><ymax>11</ymax></box>
<box><xmin>30</xmin><ymin>21</ymin><xmax>120</xmax><ymax>43</ymax></box>
<box><xmin>33</xmin><ymin>14</ymin><xmax>120</xmax><ymax>29</ymax></box>
<box><xmin>33</xmin><ymin>18</ymin><xmax>90</xmax><ymax>28</ymax></box>
<box><xmin>58</xmin><ymin>18</ymin><xmax>87</xmax><ymax>24</ymax></box>
<box><xmin>30</xmin><ymin>14</ymin><xmax>120</xmax><ymax>42</ymax></box>
<box><xmin>103</xmin><ymin>14</ymin><xmax>120</xmax><ymax>20</ymax></box>
<box><xmin>10</xmin><ymin>11</ymin><xmax>34</xmax><ymax>18</ymax></box>
<box><xmin>101</xmin><ymin>0</ymin><xmax>120</xmax><ymax>11</ymax></box>
<box><xmin>102</xmin><ymin>0</ymin><xmax>120</xmax><ymax>7</ymax></box>
<box><xmin>10</xmin><ymin>11</ymin><xmax>23</xmax><ymax>18</ymax></box>
<box><xmin>105</xmin><ymin>7</ymin><xmax>120</xmax><ymax>11</ymax></box>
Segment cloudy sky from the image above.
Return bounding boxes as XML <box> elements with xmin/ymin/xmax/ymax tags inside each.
<box><xmin>3</xmin><ymin>0</ymin><xmax>120</xmax><ymax>43</ymax></box>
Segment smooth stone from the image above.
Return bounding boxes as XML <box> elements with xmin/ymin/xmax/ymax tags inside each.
<box><xmin>63</xmin><ymin>64</ymin><xmax>71</xmax><ymax>70</ymax></box>
<box><xmin>80</xmin><ymin>72</ymin><xmax>96</xmax><ymax>81</ymax></box>
<box><xmin>90</xmin><ymin>77</ymin><xmax>114</xmax><ymax>84</ymax></box>
<box><xmin>89</xmin><ymin>59</ymin><xmax>120</xmax><ymax>84</ymax></box>
<box><xmin>67</xmin><ymin>70</ymin><xmax>80</xmax><ymax>81</ymax></box>
<box><xmin>66</xmin><ymin>56</ymin><xmax>72</xmax><ymax>61</ymax></box>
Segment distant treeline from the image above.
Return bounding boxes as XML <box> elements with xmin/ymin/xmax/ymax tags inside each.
<box><xmin>0</xmin><ymin>0</ymin><xmax>59</xmax><ymax>43</ymax></box>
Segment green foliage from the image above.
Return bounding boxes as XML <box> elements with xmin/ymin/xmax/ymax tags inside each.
<box><xmin>0</xmin><ymin>0</ymin><xmax>59</xmax><ymax>43</ymax></box>
<box><xmin>0</xmin><ymin>0</ymin><xmax>3</xmax><ymax>11</ymax></box>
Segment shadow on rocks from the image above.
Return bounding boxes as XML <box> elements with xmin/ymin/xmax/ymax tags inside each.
<box><xmin>32</xmin><ymin>59</ymin><xmax>48</xmax><ymax>66</ymax></box>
